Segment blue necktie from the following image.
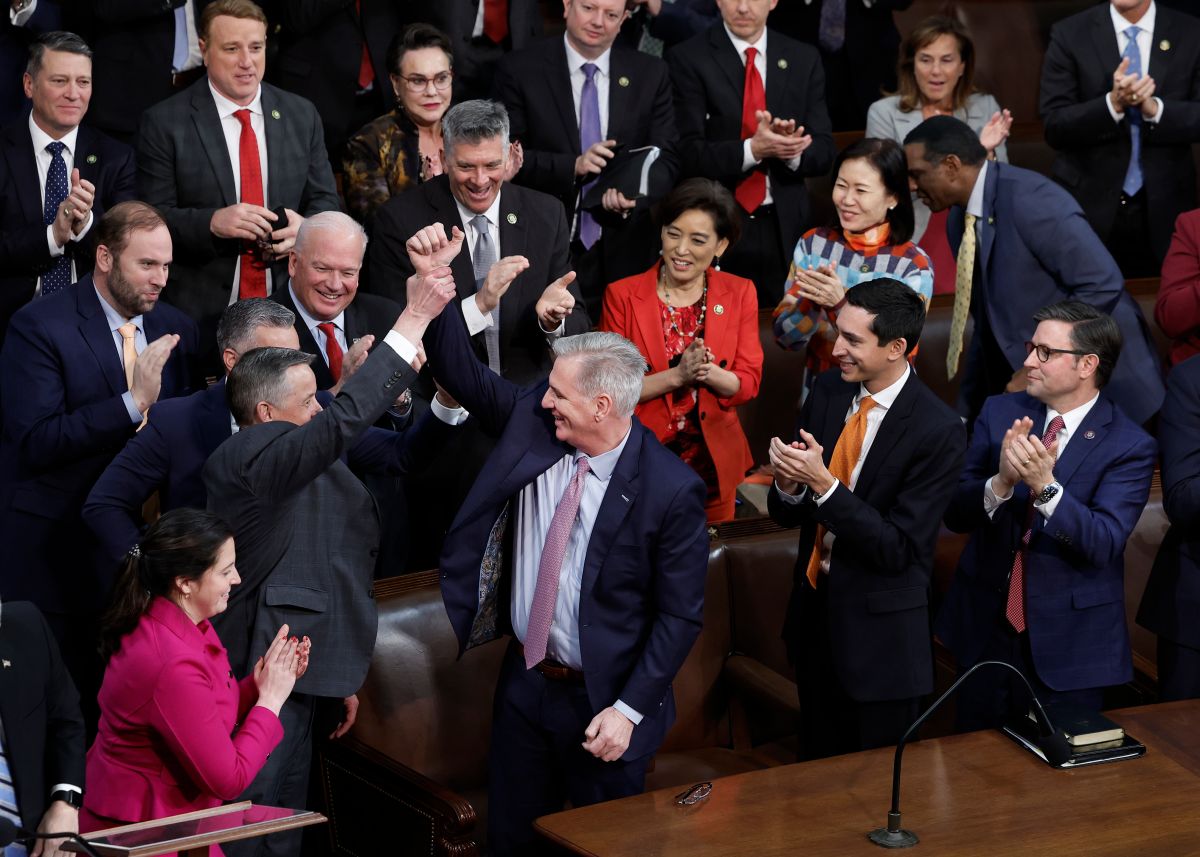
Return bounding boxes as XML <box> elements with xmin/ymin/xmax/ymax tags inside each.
<box><xmin>173</xmin><ymin>5</ymin><xmax>190</xmax><ymax>71</ymax></box>
<box><xmin>578</xmin><ymin>62</ymin><xmax>602</xmax><ymax>250</ymax></box>
<box><xmin>41</xmin><ymin>141</ymin><xmax>72</xmax><ymax>296</ymax></box>
<box><xmin>818</xmin><ymin>0</ymin><xmax>846</xmax><ymax>53</ymax></box>
<box><xmin>1122</xmin><ymin>25</ymin><xmax>1144</xmax><ymax>197</ymax></box>
<box><xmin>0</xmin><ymin>727</ymin><xmax>27</xmax><ymax>856</ymax></box>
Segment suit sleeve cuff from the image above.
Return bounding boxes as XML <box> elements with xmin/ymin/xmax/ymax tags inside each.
<box><xmin>461</xmin><ymin>295</ymin><xmax>492</xmax><ymax>336</ymax></box>
<box><xmin>812</xmin><ymin>477</ymin><xmax>840</xmax><ymax>507</ymax></box>
<box><xmin>430</xmin><ymin>395</ymin><xmax>469</xmax><ymax>425</ymax></box>
<box><xmin>774</xmin><ymin>480</ymin><xmax>808</xmax><ymax>504</ymax></box>
<box><xmin>1146</xmin><ymin>97</ymin><xmax>1164</xmax><ymax>123</ymax></box>
<box><xmin>121</xmin><ymin>391</ymin><xmax>143</xmax><ymax>424</ymax></box>
<box><xmin>613</xmin><ymin>699</ymin><xmax>643</xmax><ymax>726</ymax></box>
<box><xmin>1107</xmin><ymin>93</ymin><xmax>1124</xmax><ymax>123</ymax></box>
<box><xmin>70</xmin><ymin>210</ymin><xmax>94</xmax><ymax>242</ymax></box>
<box><xmin>785</xmin><ymin>153</ymin><xmax>802</xmax><ymax>171</ymax></box>
<box><xmin>382</xmin><ymin>330</ymin><xmax>418</xmax><ymax>365</ymax></box>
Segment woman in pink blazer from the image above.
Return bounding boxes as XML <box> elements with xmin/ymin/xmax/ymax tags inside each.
<box><xmin>601</xmin><ymin>179</ymin><xmax>763</xmax><ymax>522</ymax></box>
<box><xmin>80</xmin><ymin>509</ymin><xmax>305</xmax><ymax>849</ymax></box>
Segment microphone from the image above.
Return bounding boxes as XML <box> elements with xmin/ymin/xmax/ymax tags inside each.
<box><xmin>867</xmin><ymin>659</ymin><xmax>1063</xmax><ymax>849</ymax></box>
<box><xmin>0</xmin><ymin>816</ymin><xmax>104</xmax><ymax>857</ymax></box>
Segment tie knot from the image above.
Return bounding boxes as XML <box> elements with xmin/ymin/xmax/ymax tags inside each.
<box><xmin>744</xmin><ymin>46</ymin><xmax>758</xmax><ymax>65</ymax></box>
<box><xmin>582</xmin><ymin>62</ymin><xmax>598</xmax><ymax>82</ymax></box>
<box><xmin>575</xmin><ymin>456</ymin><xmax>591</xmax><ymax>477</ymax></box>
<box><xmin>233</xmin><ymin>109</ymin><xmax>253</xmax><ymax>128</ymax></box>
<box><xmin>1125</xmin><ymin>25</ymin><xmax>1140</xmax><ymax>40</ymax></box>
<box><xmin>317</xmin><ymin>321</ymin><xmax>337</xmax><ymax>337</ymax></box>
<box><xmin>471</xmin><ymin>214</ymin><xmax>490</xmax><ymax>232</ymax></box>
<box><xmin>858</xmin><ymin>395</ymin><xmax>877</xmax><ymax>416</ymax></box>
<box><xmin>118</xmin><ymin>322</ymin><xmax>137</xmax><ymax>341</ymax></box>
<box><xmin>964</xmin><ymin>212</ymin><xmax>977</xmax><ymax>228</ymax></box>
<box><xmin>1043</xmin><ymin>415</ymin><xmax>1066</xmax><ymax>447</ymax></box>
<box><xmin>45</xmin><ymin>140</ymin><xmax>65</xmax><ymax>157</ymax></box>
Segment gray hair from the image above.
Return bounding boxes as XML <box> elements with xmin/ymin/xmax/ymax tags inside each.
<box><xmin>293</xmin><ymin>210</ymin><xmax>368</xmax><ymax>260</ymax></box>
<box><xmin>552</xmin><ymin>332</ymin><xmax>647</xmax><ymax>418</ymax></box>
<box><xmin>441</xmin><ymin>99</ymin><xmax>510</xmax><ymax>156</ymax></box>
<box><xmin>27</xmin><ymin>31</ymin><xmax>92</xmax><ymax>77</ymax></box>
<box><xmin>216</xmin><ymin>298</ymin><xmax>295</xmax><ymax>354</ymax></box>
<box><xmin>226</xmin><ymin>347</ymin><xmax>314</xmax><ymax>427</ymax></box>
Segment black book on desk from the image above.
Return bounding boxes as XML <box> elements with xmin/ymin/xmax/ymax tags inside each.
<box><xmin>580</xmin><ymin>145</ymin><xmax>662</xmax><ymax>209</ymax></box>
<box><xmin>1004</xmin><ymin>702</ymin><xmax>1146</xmax><ymax>768</ymax></box>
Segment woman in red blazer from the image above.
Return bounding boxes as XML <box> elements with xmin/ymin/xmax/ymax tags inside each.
<box><xmin>601</xmin><ymin>179</ymin><xmax>763</xmax><ymax>522</ymax></box>
<box><xmin>80</xmin><ymin>510</ymin><xmax>306</xmax><ymax>850</ymax></box>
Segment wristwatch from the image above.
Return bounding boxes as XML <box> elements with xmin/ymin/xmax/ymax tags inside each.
<box><xmin>50</xmin><ymin>788</ymin><xmax>83</xmax><ymax>809</ymax></box>
<box><xmin>1033</xmin><ymin>481</ymin><xmax>1061</xmax><ymax>506</ymax></box>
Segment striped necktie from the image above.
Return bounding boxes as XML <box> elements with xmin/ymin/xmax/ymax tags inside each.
<box><xmin>0</xmin><ymin>726</ymin><xmax>27</xmax><ymax>856</ymax></box>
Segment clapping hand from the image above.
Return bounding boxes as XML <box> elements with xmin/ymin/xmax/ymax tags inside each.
<box><xmin>979</xmin><ymin>109</ymin><xmax>1013</xmax><ymax>154</ymax></box>
<box><xmin>328</xmin><ymin>334</ymin><xmax>374</xmax><ymax>396</ymax></box>
<box><xmin>749</xmin><ymin>110</ymin><xmax>811</xmax><ymax>161</ymax></box>
<box><xmin>406</xmin><ymin>223</ymin><xmax>466</xmax><ymax>275</ymax></box>
<box><xmin>675</xmin><ymin>338</ymin><xmax>707</xmax><ymax>385</ymax></box>
<box><xmin>536</xmin><ymin>272</ymin><xmax>577</xmax><ymax>330</ymax></box>
<box><xmin>792</xmin><ymin>264</ymin><xmax>846</xmax><ymax>308</ymax></box>
<box><xmin>768</xmin><ymin>432</ymin><xmax>830</xmax><ymax>496</ymax></box>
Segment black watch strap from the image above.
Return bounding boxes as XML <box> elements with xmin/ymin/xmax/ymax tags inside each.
<box><xmin>50</xmin><ymin>788</ymin><xmax>83</xmax><ymax>809</ymax></box>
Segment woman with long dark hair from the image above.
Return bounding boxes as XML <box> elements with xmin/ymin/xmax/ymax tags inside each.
<box><xmin>80</xmin><ymin>509</ymin><xmax>306</xmax><ymax>847</ymax></box>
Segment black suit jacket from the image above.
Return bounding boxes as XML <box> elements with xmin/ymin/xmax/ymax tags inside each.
<box><xmin>136</xmin><ymin>78</ymin><xmax>341</xmax><ymax>326</ymax></box>
<box><xmin>1139</xmin><ymin>355</ymin><xmax>1200</xmax><ymax>648</ymax></box>
<box><xmin>1040</xmin><ymin>3</ymin><xmax>1200</xmax><ymax>262</ymax></box>
<box><xmin>668</xmin><ymin>24</ymin><xmax>834</xmax><ymax>256</ymax></box>
<box><xmin>366</xmin><ymin>175</ymin><xmax>590</xmax><ymax>384</ymax></box>
<box><xmin>0</xmin><ymin>120</ymin><xmax>136</xmax><ymax>341</ymax></box>
<box><xmin>0</xmin><ymin>601</ymin><xmax>85</xmax><ymax>830</ymax></box>
<box><xmin>767</xmin><ymin>368</ymin><xmax>966</xmax><ymax>702</ymax></box>
<box><xmin>269</xmin><ymin>0</ymin><xmax>402</xmax><ymax>154</ymax></box>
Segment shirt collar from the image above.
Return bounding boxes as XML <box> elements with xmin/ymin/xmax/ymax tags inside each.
<box><xmin>563</xmin><ymin>33</ymin><xmax>612</xmax><ymax>77</ymax></box>
<box><xmin>1047</xmin><ymin>391</ymin><xmax>1100</xmax><ymax>440</ymax></box>
<box><xmin>966</xmin><ymin>160</ymin><xmax>989</xmax><ymax>219</ymax></box>
<box><xmin>1110</xmin><ymin>1</ymin><xmax>1155</xmax><ymax>36</ymax></box>
<box><xmin>723</xmin><ymin>23</ymin><xmax>767</xmax><ymax>63</ymax></box>
<box><xmin>858</xmin><ymin>363</ymin><xmax>911</xmax><ymax>411</ymax></box>
<box><xmin>454</xmin><ymin>189</ymin><xmax>504</xmax><ymax>236</ymax></box>
<box><xmin>28</xmin><ymin>112</ymin><xmax>79</xmax><ymax>155</ymax></box>
<box><xmin>94</xmin><ymin>283</ymin><xmax>143</xmax><ymax>330</ymax></box>
<box><xmin>208</xmin><ymin>80</ymin><xmax>264</xmax><ymax>119</ymax></box>
<box><xmin>574</xmin><ymin>423</ymin><xmax>632</xmax><ymax>483</ymax></box>
<box><xmin>288</xmin><ymin>281</ymin><xmax>345</xmax><ymax>334</ymax></box>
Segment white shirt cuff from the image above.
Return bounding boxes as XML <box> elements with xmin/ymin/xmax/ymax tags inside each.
<box><xmin>812</xmin><ymin>477</ymin><xmax>839</xmax><ymax>507</ymax></box>
<box><xmin>1146</xmin><ymin>97</ymin><xmax>1164</xmax><ymax>123</ymax></box>
<box><xmin>983</xmin><ymin>475</ymin><xmax>1012</xmax><ymax>518</ymax></box>
<box><xmin>50</xmin><ymin>783</ymin><xmax>82</xmax><ymax>796</ymax></box>
<box><xmin>540</xmin><ymin>316</ymin><xmax>566</xmax><ymax>338</ymax></box>
<box><xmin>46</xmin><ymin>224</ymin><xmax>66</xmax><ymax>256</ymax></box>
<box><xmin>613</xmin><ymin>699</ymin><xmax>643</xmax><ymax>726</ymax></box>
<box><xmin>741</xmin><ymin>138</ymin><xmax>759</xmax><ymax>172</ymax></box>
<box><xmin>1035</xmin><ymin>486</ymin><xmax>1064</xmax><ymax>519</ymax></box>
<box><xmin>382</xmin><ymin>330</ymin><xmax>418</xmax><ymax>365</ymax></box>
<box><xmin>1107</xmin><ymin>93</ymin><xmax>1124</xmax><ymax>123</ymax></box>
<box><xmin>461</xmin><ymin>295</ymin><xmax>492</xmax><ymax>336</ymax></box>
<box><xmin>785</xmin><ymin>153</ymin><xmax>802</xmax><ymax>171</ymax></box>
<box><xmin>430</xmin><ymin>395</ymin><xmax>469</xmax><ymax>425</ymax></box>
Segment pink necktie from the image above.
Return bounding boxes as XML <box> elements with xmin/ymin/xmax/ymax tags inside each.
<box><xmin>524</xmin><ymin>457</ymin><xmax>591</xmax><ymax>669</ymax></box>
<box><xmin>1006</xmin><ymin>415</ymin><xmax>1065</xmax><ymax>632</ymax></box>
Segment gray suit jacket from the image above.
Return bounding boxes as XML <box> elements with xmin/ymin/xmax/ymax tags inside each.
<box><xmin>204</xmin><ymin>342</ymin><xmax>417</xmax><ymax>698</ymax></box>
<box><xmin>136</xmin><ymin>78</ymin><xmax>341</xmax><ymax>325</ymax></box>
<box><xmin>865</xmin><ymin>92</ymin><xmax>1005</xmax><ymax>241</ymax></box>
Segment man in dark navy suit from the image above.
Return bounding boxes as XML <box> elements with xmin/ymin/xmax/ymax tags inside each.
<box><xmin>0</xmin><ymin>201</ymin><xmax>199</xmax><ymax>725</ymax></box>
<box><xmin>410</xmin><ymin>223</ymin><xmax>709</xmax><ymax>857</ymax></box>
<box><xmin>0</xmin><ymin>30</ymin><xmax>136</xmax><ymax>342</ymax></box>
<box><xmin>938</xmin><ymin>302</ymin><xmax>1156</xmax><ymax>731</ymax></box>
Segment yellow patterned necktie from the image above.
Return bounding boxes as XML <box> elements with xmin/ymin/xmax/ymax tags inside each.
<box><xmin>947</xmin><ymin>212</ymin><xmax>976</xmax><ymax>379</ymax></box>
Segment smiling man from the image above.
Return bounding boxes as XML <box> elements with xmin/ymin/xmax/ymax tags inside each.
<box><xmin>938</xmin><ymin>301</ymin><xmax>1156</xmax><ymax>732</ymax></box>
<box><xmin>767</xmin><ymin>278</ymin><xmax>965</xmax><ymax>760</ymax></box>
<box><xmin>0</xmin><ymin>200</ymin><xmax>199</xmax><ymax>728</ymax></box>
<box><xmin>0</xmin><ymin>30</ymin><xmax>136</xmax><ymax>342</ymax></box>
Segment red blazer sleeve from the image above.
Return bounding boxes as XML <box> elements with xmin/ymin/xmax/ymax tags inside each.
<box><xmin>1157</xmin><ymin>211</ymin><xmax>1200</xmax><ymax>359</ymax></box>
<box><xmin>148</xmin><ymin>654</ymin><xmax>283</xmax><ymax>801</ymax></box>
<box><xmin>713</xmin><ymin>274</ymin><xmax>763</xmax><ymax>409</ymax></box>
<box><xmin>598</xmin><ymin>278</ymin><xmax>631</xmax><ymax>337</ymax></box>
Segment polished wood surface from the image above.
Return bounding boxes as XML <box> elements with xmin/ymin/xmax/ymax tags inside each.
<box><xmin>537</xmin><ymin>701</ymin><xmax>1200</xmax><ymax>857</ymax></box>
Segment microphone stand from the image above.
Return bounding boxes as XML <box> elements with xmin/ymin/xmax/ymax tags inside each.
<box><xmin>867</xmin><ymin>659</ymin><xmax>1062</xmax><ymax>849</ymax></box>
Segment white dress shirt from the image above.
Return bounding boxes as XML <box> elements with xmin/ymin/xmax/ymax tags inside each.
<box><xmin>94</xmin><ymin>285</ymin><xmax>148</xmax><ymax>424</ymax></box>
<box><xmin>984</xmin><ymin>392</ymin><xmax>1100</xmax><ymax>520</ymax></box>
<box><xmin>288</xmin><ymin>282</ymin><xmax>348</xmax><ymax>361</ymax></box>
<box><xmin>564</xmin><ymin>35</ymin><xmax>611</xmax><ymax>139</ymax></box>
<box><xmin>209</xmin><ymin>82</ymin><xmax>272</xmax><ymax>303</ymax></box>
<box><xmin>510</xmin><ymin>426</ymin><xmax>642</xmax><ymax>723</ymax></box>
<box><xmin>29</xmin><ymin>115</ymin><xmax>94</xmax><ymax>295</ymax></box>
<box><xmin>175</xmin><ymin>0</ymin><xmax>203</xmax><ymax>73</ymax></box>
<box><xmin>1106</xmin><ymin>2</ymin><xmax>1163</xmax><ymax>125</ymax></box>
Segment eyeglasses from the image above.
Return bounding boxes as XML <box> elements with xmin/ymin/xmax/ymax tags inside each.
<box><xmin>1024</xmin><ymin>341</ymin><xmax>1089</xmax><ymax>363</ymax></box>
<box><xmin>398</xmin><ymin>71</ymin><xmax>453</xmax><ymax>93</ymax></box>
<box><xmin>674</xmin><ymin>782</ymin><xmax>712</xmax><ymax>806</ymax></box>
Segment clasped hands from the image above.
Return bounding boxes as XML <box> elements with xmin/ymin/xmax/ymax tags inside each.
<box><xmin>791</xmin><ymin>263</ymin><xmax>846</xmax><ymax>309</ymax></box>
<box><xmin>1110</xmin><ymin>56</ymin><xmax>1159</xmax><ymax>119</ymax></box>
<box><xmin>209</xmin><ymin>204</ymin><xmax>304</xmax><ymax>259</ymax></box>
<box><xmin>749</xmin><ymin>110</ymin><xmax>812</xmax><ymax>162</ymax></box>
<box><xmin>994</xmin><ymin>417</ymin><xmax>1057</xmax><ymax>498</ymax></box>
<box><xmin>51</xmin><ymin>168</ymin><xmax>94</xmax><ymax>248</ymax></box>
<box><xmin>768</xmin><ymin>432</ymin><xmax>834</xmax><ymax>498</ymax></box>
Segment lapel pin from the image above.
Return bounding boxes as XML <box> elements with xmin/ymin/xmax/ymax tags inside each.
<box><xmin>618</xmin><ymin>76</ymin><xmax>630</xmax><ymax>87</ymax></box>
<box><xmin>1160</xmin><ymin>39</ymin><xmax>1171</xmax><ymax>51</ymax></box>
<box><xmin>777</xmin><ymin>58</ymin><xmax>788</xmax><ymax>70</ymax></box>
<box><xmin>1084</xmin><ymin>429</ymin><xmax>1096</xmax><ymax>439</ymax></box>
<box><xmin>987</xmin><ymin>215</ymin><xmax>995</xmax><ymax>225</ymax></box>
<box><xmin>86</xmin><ymin>154</ymin><xmax>97</xmax><ymax>165</ymax></box>
<box><xmin>271</xmin><ymin>109</ymin><xmax>281</xmax><ymax>120</ymax></box>
<box><xmin>2</xmin><ymin>659</ymin><xmax>10</xmax><ymax>669</ymax></box>
<box><xmin>713</xmin><ymin>304</ymin><xmax>725</xmax><ymax>315</ymax></box>
<box><xmin>506</xmin><ymin>212</ymin><xmax>517</xmax><ymax>224</ymax></box>
<box><xmin>621</xmin><ymin>494</ymin><xmax>630</xmax><ymax>502</ymax></box>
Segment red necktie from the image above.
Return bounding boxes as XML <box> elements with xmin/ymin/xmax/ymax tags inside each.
<box><xmin>233</xmin><ymin>109</ymin><xmax>267</xmax><ymax>299</ymax></box>
<box><xmin>483</xmin><ymin>0</ymin><xmax>509</xmax><ymax>45</ymax></box>
<box><xmin>1005</xmin><ymin>415</ymin><xmax>1066</xmax><ymax>633</ymax></box>
<box><xmin>317</xmin><ymin>322</ymin><xmax>344</xmax><ymax>383</ymax></box>
<box><xmin>355</xmin><ymin>1</ymin><xmax>373</xmax><ymax>89</ymax></box>
<box><xmin>735</xmin><ymin>46</ymin><xmax>767</xmax><ymax>213</ymax></box>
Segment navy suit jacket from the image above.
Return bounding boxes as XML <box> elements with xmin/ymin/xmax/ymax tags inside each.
<box><xmin>0</xmin><ymin>277</ymin><xmax>199</xmax><ymax>612</ymax></box>
<box><xmin>767</xmin><ymin>368</ymin><xmax>966</xmax><ymax>702</ymax></box>
<box><xmin>426</xmin><ymin>304</ymin><xmax>709</xmax><ymax>761</ymax></box>
<box><xmin>939</xmin><ymin>392</ymin><xmax>1157</xmax><ymax>692</ymax></box>
<box><xmin>0</xmin><ymin>119</ymin><xmax>136</xmax><ymax>340</ymax></box>
<box><xmin>1138</xmin><ymin>355</ymin><xmax>1200</xmax><ymax>648</ymax></box>
<box><xmin>946</xmin><ymin>162</ymin><xmax>1165</xmax><ymax>424</ymax></box>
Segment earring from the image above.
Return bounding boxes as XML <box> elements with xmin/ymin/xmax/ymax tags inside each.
<box><xmin>713</xmin><ymin>255</ymin><xmax>722</xmax><ymax>271</ymax></box>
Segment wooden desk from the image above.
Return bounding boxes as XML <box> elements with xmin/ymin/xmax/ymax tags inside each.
<box><xmin>536</xmin><ymin>700</ymin><xmax>1200</xmax><ymax>856</ymax></box>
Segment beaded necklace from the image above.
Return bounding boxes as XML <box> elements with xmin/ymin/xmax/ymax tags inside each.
<box><xmin>658</xmin><ymin>265</ymin><xmax>707</xmax><ymax>342</ymax></box>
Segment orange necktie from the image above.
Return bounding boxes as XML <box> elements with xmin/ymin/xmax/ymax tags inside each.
<box><xmin>805</xmin><ymin>396</ymin><xmax>876</xmax><ymax>587</ymax></box>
